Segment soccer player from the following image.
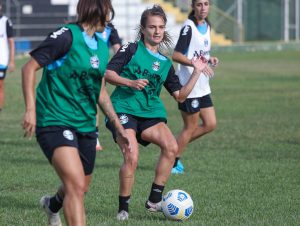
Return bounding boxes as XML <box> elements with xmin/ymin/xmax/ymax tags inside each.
<box><xmin>104</xmin><ymin>5</ymin><xmax>208</xmax><ymax>220</ymax></box>
<box><xmin>0</xmin><ymin>0</ymin><xmax>15</xmax><ymax>112</ymax></box>
<box><xmin>21</xmin><ymin>0</ymin><xmax>130</xmax><ymax>225</ymax></box>
<box><xmin>171</xmin><ymin>0</ymin><xmax>219</xmax><ymax>174</ymax></box>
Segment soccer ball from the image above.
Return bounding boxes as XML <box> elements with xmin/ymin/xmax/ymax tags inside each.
<box><xmin>162</xmin><ymin>189</ymin><xmax>194</xmax><ymax>221</ymax></box>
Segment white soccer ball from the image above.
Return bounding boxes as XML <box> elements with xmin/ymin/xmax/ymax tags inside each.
<box><xmin>162</xmin><ymin>189</ymin><xmax>194</xmax><ymax>221</ymax></box>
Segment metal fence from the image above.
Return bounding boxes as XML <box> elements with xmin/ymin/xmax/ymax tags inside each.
<box><xmin>165</xmin><ymin>0</ymin><xmax>300</xmax><ymax>42</ymax></box>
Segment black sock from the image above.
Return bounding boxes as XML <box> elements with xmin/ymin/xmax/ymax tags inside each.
<box><xmin>173</xmin><ymin>157</ymin><xmax>180</xmax><ymax>168</ymax></box>
<box><xmin>148</xmin><ymin>183</ymin><xmax>164</xmax><ymax>203</ymax></box>
<box><xmin>118</xmin><ymin>195</ymin><xmax>130</xmax><ymax>213</ymax></box>
<box><xmin>49</xmin><ymin>192</ymin><xmax>63</xmax><ymax>213</ymax></box>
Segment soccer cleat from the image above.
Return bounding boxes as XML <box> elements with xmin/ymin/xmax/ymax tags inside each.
<box><xmin>171</xmin><ymin>165</ymin><xmax>184</xmax><ymax>174</ymax></box>
<box><xmin>177</xmin><ymin>160</ymin><xmax>184</xmax><ymax>171</ymax></box>
<box><xmin>96</xmin><ymin>138</ymin><xmax>103</xmax><ymax>151</ymax></box>
<box><xmin>40</xmin><ymin>195</ymin><xmax>62</xmax><ymax>226</ymax></box>
<box><xmin>145</xmin><ymin>200</ymin><xmax>162</xmax><ymax>212</ymax></box>
<box><xmin>171</xmin><ymin>159</ymin><xmax>184</xmax><ymax>174</ymax></box>
<box><xmin>116</xmin><ymin>210</ymin><xmax>129</xmax><ymax>220</ymax></box>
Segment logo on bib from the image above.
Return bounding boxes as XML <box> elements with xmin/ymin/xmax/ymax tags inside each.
<box><xmin>90</xmin><ymin>55</ymin><xmax>100</xmax><ymax>69</ymax></box>
<box><xmin>204</xmin><ymin>38</ymin><xmax>209</xmax><ymax>47</ymax></box>
<box><xmin>63</xmin><ymin>130</ymin><xmax>74</xmax><ymax>140</ymax></box>
<box><xmin>152</xmin><ymin>61</ymin><xmax>160</xmax><ymax>71</ymax></box>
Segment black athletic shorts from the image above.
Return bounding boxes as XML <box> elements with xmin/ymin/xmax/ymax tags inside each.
<box><xmin>178</xmin><ymin>95</ymin><xmax>213</xmax><ymax>113</ymax></box>
<box><xmin>0</xmin><ymin>69</ymin><xmax>7</xmax><ymax>80</ymax></box>
<box><xmin>106</xmin><ymin>113</ymin><xmax>166</xmax><ymax>146</ymax></box>
<box><xmin>36</xmin><ymin>126</ymin><xmax>97</xmax><ymax>175</ymax></box>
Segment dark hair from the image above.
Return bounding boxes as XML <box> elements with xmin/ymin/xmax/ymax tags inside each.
<box><xmin>76</xmin><ymin>0</ymin><xmax>114</xmax><ymax>28</ymax></box>
<box><xmin>188</xmin><ymin>0</ymin><xmax>211</xmax><ymax>27</ymax></box>
<box><xmin>136</xmin><ymin>5</ymin><xmax>173</xmax><ymax>50</ymax></box>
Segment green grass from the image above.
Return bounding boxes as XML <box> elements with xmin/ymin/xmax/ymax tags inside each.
<box><xmin>0</xmin><ymin>50</ymin><xmax>300</xmax><ymax>226</ymax></box>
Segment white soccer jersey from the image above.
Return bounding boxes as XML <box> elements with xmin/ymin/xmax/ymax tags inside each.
<box><xmin>176</xmin><ymin>19</ymin><xmax>211</xmax><ymax>98</ymax></box>
<box><xmin>0</xmin><ymin>16</ymin><xmax>10</xmax><ymax>66</ymax></box>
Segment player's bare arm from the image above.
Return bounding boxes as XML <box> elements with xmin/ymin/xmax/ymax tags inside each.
<box><xmin>105</xmin><ymin>69</ymin><xmax>149</xmax><ymax>90</ymax></box>
<box><xmin>172</xmin><ymin>57</ymin><xmax>206</xmax><ymax>103</ymax></box>
<box><xmin>98</xmin><ymin>78</ymin><xmax>131</xmax><ymax>153</ymax></box>
<box><xmin>21</xmin><ymin>58</ymin><xmax>41</xmax><ymax>138</ymax></box>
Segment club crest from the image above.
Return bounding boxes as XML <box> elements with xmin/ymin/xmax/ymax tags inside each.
<box><xmin>152</xmin><ymin>61</ymin><xmax>160</xmax><ymax>71</ymax></box>
<box><xmin>204</xmin><ymin>38</ymin><xmax>209</xmax><ymax>47</ymax></box>
<box><xmin>191</xmin><ymin>99</ymin><xmax>199</xmax><ymax>108</ymax></box>
<box><xmin>119</xmin><ymin>114</ymin><xmax>129</xmax><ymax>124</ymax></box>
<box><xmin>90</xmin><ymin>55</ymin><xmax>100</xmax><ymax>69</ymax></box>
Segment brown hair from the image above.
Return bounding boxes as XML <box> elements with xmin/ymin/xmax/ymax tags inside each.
<box><xmin>76</xmin><ymin>0</ymin><xmax>114</xmax><ymax>28</ymax></box>
<box><xmin>136</xmin><ymin>5</ymin><xmax>173</xmax><ymax>50</ymax></box>
<box><xmin>188</xmin><ymin>0</ymin><xmax>211</xmax><ymax>27</ymax></box>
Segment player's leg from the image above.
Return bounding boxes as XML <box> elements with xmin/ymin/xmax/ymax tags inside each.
<box><xmin>177</xmin><ymin>111</ymin><xmax>200</xmax><ymax>156</ymax></box>
<box><xmin>172</xmin><ymin>111</ymin><xmax>199</xmax><ymax>174</ymax></box>
<box><xmin>106</xmin><ymin>113</ymin><xmax>140</xmax><ymax>220</ymax></box>
<box><xmin>0</xmin><ymin>69</ymin><xmax>7</xmax><ymax>110</ymax></box>
<box><xmin>51</xmin><ymin>146</ymin><xmax>87</xmax><ymax>226</ymax></box>
<box><xmin>173</xmin><ymin>96</ymin><xmax>216</xmax><ymax>173</ymax></box>
<box><xmin>141</xmin><ymin>122</ymin><xmax>177</xmax><ymax>211</ymax></box>
<box><xmin>190</xmin><ymin>106</ymin><xmax>217</xmax><ymax>142</ymax></box>
<box><xmin>117</xmin><ymin>129</ymin><xmax>139</xmax><ymax>220</ymax></box>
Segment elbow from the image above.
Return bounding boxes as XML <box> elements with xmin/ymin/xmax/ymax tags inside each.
<box><xmin>172</xmin><ymin>52</ymin><xmax>180</xmax><ymax>63</ymax></box>
<box><xmin>177</xmin><ymin>98</ymin><xmax>185</xmax><ymax>103</ymax></box>
<box><xmin>174</xmin><ymin>95</ymin><xmax>185</xmax><ymax>103</ymax></box>
<box><xmin>172</xmin><ymin>55</ymin><xmax>178</xmax><ymax>63</ymax></box>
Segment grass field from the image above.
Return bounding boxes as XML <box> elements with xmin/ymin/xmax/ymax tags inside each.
<box><xmin>0</xmin><ymin>50</ymin><xmax>299</xmax><ymax>226</ymax></box>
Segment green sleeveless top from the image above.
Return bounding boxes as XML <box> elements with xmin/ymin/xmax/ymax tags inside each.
<box><xmin>36</xmin><ymin>24</ymin><xmax>109</xmax><ymax>132</ymax></box>
<box><xmin>110</xmin><ymin>41</ymin><xmax>173</xmax><ymax>120</ymax></box>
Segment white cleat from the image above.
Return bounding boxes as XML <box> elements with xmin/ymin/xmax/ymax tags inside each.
<box><xmin>145</xmin><ymin>200</ymin><xmax>162</xmax><ymax>212</ymax></box>
<box><xmin>40</xmin><ymin>195</ymin><xmax>62</xmax><ymax>226</ymax></box>
<box><xmin>116</xmin><ymin>210</ymin><xmax>129</xmax><ymax>220</ymax></box>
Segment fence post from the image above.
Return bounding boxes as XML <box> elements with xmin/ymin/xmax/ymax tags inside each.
<box><xmin>237</xmin><ymin>0</ymin><xmax>243</xmax><ymax>43</ymax></box>
<box><xmin>284</xmin><ymin>0</ymin><xmax>289</xmax><ymax>42</ymax></box>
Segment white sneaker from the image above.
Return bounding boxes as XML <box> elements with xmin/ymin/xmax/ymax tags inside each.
<box><xmin>145</xmin><ymin>200</ymin><xmax>162</xmax><ymax>212</ymax></box>
<box><xmin>40</xmin><ymin>195</ymin><xmax>62</xmax><ymax>226</ymax></box>
<box><xmin>116</xmin><ymin>210</ymin><xmax>129</xmax><ymax>220</ymax></box>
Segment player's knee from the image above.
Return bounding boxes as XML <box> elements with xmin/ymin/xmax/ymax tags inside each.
<box><xmin>184</xmin><ymin>124</ymin><xmax>198</xmax><ymax>134</ymax></box>
<box><xmin>164</xmin><ymin>141</ymin><xmax>178</xmax><ymax>159</ymax></box>
<box><xmin>65</xmin><ymin>179</ymin><xmax>86</xmax><ymax>198</ymax></box>
<box><xmin>204</xmin><ymin>121</ymin><xmax>217</xmax><ymax>133</ymax></box>
<box><xmin>124</xmin><ymin>155</ymin><xmax>138</xmax><ymax>171</ymax></box>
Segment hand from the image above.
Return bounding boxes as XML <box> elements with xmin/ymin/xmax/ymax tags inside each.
<box><xmin>22</xmin><ymin>109</ymin><xmax>36</xmax><ymax>138</ymax></box>
<box><xmin>130</xmin><ymin>79</ymin><xmax>149</xmax><ymax>90</ymax></box>
<box><xmin>191</xmin><ymin>56</ymin><xmax>207</xmax><ymax>74</ymax></box>
<box><xmin>209</xmin><ymin>57</ymin><xmax>219</xmax><ymax>67</ymax></box>
<box><xmin>203</xmin><ymin>65</ymin><xmax>215</xmax><ymax>78</ymax></box>
<box><xmin>116</xmin><ymin>129</ymin><xmax>131</xmax><ymax>154</ymax></box>
<box><xmin>8</xmin><ymin>61</ymin><xmax>15</xmax><ymax>72</ymax></box>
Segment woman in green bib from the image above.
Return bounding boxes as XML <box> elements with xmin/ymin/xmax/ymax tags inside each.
<box><xmin>105</xmin><ymin>5</ymin><xmax>208</xmax><ymax>220</ymax></box>
<box><xmin>21</xmin><ymin>0</ymin><xmax>130</xmax><ymax>225</ymax></box>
